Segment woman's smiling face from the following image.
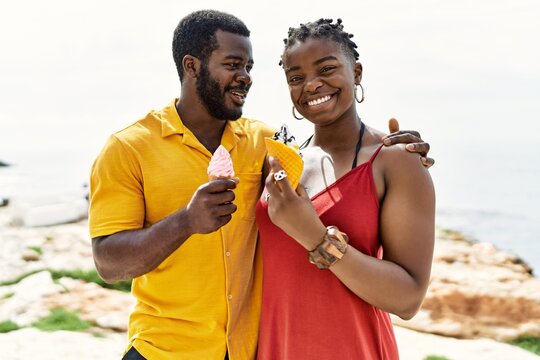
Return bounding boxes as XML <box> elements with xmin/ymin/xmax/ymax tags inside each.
<box><xmin>282</xmin><ymin>37</ymin><xmax>362</xmax><ymax>126</ymax></box>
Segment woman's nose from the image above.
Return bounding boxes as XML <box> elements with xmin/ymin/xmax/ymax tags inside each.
<box><xmin>304</xmin><ymin>76</ymin><xmax>323</xmax><ymax>93</ymax></box>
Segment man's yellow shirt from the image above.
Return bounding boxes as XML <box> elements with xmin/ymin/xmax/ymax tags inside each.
<box><xmin>89</xmin><ymin>100</ymin><xmax>274</xmax><ymax>359</ymax></box>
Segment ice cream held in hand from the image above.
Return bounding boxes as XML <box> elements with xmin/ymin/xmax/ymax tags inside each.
<box><xmin>264</xmin><ymin>124</ymin><xmax>304</xmax><ymax>189</ymax></box>
<box><xmin>208</xmin><ymin>145</ymin><xmax>235</xmax><ymax>180</ymax></box>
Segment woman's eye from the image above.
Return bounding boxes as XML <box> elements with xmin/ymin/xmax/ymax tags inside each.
<box><xmin>321</xmin><ymin>66</ymin><xmax>335</xmax><ymax>73</ymax></box>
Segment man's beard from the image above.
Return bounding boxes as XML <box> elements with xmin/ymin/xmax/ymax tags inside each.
<box><xmin>196</xmin><ymin>64</ymin><xmax>244</xmax><ymax>120</ymax></box>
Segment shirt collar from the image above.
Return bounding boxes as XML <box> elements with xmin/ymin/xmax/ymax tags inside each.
<box><xmin>160</xmin><ymin>99</ymin><xmax>246</xmax><ymax>154</ymax></box>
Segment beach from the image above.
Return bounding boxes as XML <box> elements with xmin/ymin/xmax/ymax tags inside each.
<box><xmin>0</xmin><ymin>206</ymin><xmax>539</xmax><ymax>359</ymax></box>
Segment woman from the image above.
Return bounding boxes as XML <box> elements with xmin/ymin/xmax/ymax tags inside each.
<box><xmin>256</xmin><ymin>19</ymin><xmax>435</xmax><ymax>359</ymax></box>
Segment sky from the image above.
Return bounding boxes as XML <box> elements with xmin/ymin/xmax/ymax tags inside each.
<box><xmin>0</xmin><ymin>0</ymin><xmax>539</xmax><ymax>165</ymax></box>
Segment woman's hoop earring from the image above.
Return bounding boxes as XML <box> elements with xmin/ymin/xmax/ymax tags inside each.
<box><xmin>355</xmin><ymin>84</ymin><xmax>365</xmax><ymax>104</ymax></box>
<box><xmin>292</xmin><ymin>106</ymin><xmax>304</xmax><ymax>120</ymax></box>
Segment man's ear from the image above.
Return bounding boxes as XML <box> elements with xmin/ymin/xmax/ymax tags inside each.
<box><xmin>354</xmin><ymin>62</ymin><xmax>363</xmax><ymax>84</ymax></box>
<box><xmin>182</xmin><ymin>55</ymin><xmax>201</xmax><ymax>79</ymax></box>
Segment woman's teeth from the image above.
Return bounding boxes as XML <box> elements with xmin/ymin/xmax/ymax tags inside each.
<box><xmin>308</xmin><ymin>95</ymin><xmax>331</xmax><ymax>106</ymax></box>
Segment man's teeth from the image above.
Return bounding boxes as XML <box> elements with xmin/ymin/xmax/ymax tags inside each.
<box><xmin>308</xmin><ymin>95</ymin><xmax>331</xmax><ymax>106</ymax></box>
<box><xmin>231</xmin><ymin>91</ymin><xmax>246</xmax><ymax>99</ymax></box>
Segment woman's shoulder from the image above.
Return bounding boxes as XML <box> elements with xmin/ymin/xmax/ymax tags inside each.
<box><xmin>379</xmin><ymin>143</ymin><xmax>425</xmax><ymax>175</ymax></box>
<box><xmin>362</xmin><ymin>126</ymin><xmax>424</xmax><ymax>174</ymax></box>
<box><xmin>364</xmin><ymin>124</ymin><xmax>422</xmax><ymax>164</ymax></box>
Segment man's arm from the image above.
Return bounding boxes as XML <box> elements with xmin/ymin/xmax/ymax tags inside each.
<box><xmin>92</xmin><ymin>179</ymin><xmax>238</xmax><ymax>283</ymax></box>
<box><xmin>382</xmin><ymin>118</ymin><xmax>435</xmax><ymax>168</ymax></box>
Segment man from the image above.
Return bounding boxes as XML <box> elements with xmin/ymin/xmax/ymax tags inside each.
<box><xmin>89</xmin><ymin>10</ymin><xmax>432</xmax><ymax>360</ymax></box>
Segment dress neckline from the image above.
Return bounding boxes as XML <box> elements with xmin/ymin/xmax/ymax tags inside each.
<box><xmin>308</xmin><ymin>160</ymin><xmax>372</xmax><ymax>201</ymax></box>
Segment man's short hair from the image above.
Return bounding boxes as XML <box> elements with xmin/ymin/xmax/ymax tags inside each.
<box><xmin>172</xmin><ymin>10</ymin><xmax>250</xmax><ymax>82</ymax></box>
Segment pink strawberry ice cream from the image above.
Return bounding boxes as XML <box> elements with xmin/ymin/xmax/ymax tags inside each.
<box><xmin>207</xmin><ymin>145</ymin><xmax>235</xmax><ymax>180</ymax></box>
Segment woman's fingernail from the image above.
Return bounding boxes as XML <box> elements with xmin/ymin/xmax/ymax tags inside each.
<box><xmin>406</xmin><ymin>144</ymin><xmax>415</xmax><ymax>151</ymax></box>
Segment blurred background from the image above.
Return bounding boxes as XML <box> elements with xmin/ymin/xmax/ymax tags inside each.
<box><xmin>1</xmin><ymin>0</ymin><xmax>539</xmax><ymax>268</ymax></box>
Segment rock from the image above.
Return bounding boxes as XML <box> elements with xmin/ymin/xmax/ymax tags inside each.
<box><xmin>0</xmin><ymin>217</ymin><xmax>95</xmax><ymax>283</ymax></box>
<box><xmin>394</xmin><ymin>326</ymin><xmax>540</xmax><ymax>360</ymax></box>
<box><xmin>0</xmin><ymin>271</ymin><xmax>133</xmax><ymax>332</ymax></box>
<box><xmin>0</xmin><ymin>271</ymin><xmax>64</xmax><ymax>326</ymax></box>
<box><xmin>0</xmin><ymin>328</ymin><xmax>126</xmax><ymax>360</ymax></box>
<box><xmin>393</xmin><ymin>229</ymin><xmax>540</xmax><ymax>341</ymax></box>
<box><xmin>21</xmin><ymin>249</ymin><xmax>41</xmax><ymax>261</ymax></box>
<box><xmin>10</xmin><ymin>199</ymin><xmax>88</xmax><ymax>227</ymax></box>
<box><xmin>43</xmin><ymin>278</ymin><xmax>134</xmax><ymax>332</ymax></box>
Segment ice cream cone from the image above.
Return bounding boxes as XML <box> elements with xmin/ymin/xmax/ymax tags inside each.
<box><xmin>208</xmin><ymin>145</ymin><xmax>235</xmax><ymax>181</ymax></box>
<box><xmin>264</xmin><ymin>138</ymin><xmax>303</xmax><ymax>189</ymax></box>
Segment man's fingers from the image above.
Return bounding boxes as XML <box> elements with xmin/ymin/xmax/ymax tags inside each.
<box><xmin>216</xmin><ymin>202</ymin><xmax>237</xmax><ymax>217</ymax></box>
<box><xmin>421</xmin><ymin>157</ymin><xmax>435</xmax><ymax>168</ymax></box>
<box><xmin>388</xmin><ymin>118</ymin><xmax>400</xmax><ymax>133</ymax></box>
<box><xmin>216</xmin><ymin>214</ymin><xmax>233</xmax><ymax>228</ymax></box>
<box><xmin>383</xmin><ymin>132</ymin><xmax>422</xmax><ymax>145</ymax></box>
<box><xmin>205</xmin><ymin>178</ymin><xmax>238</xmax><ymax>193</ymax></box>
<box><xmin>405</xmin><ymin>142</ymin><xmax>430</xmax><ymax>157</ymax></box>
<box><xmin>212</xmin><ymin>189</ymin><xmax>235</xmax><ymax>205</ymax></box>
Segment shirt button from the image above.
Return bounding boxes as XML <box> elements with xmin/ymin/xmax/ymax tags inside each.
<box><xmin>225</xmin><ymin>251</ymin><xmax>231</xmax><ymax>257</ymax></box>
<box><xmin>228</xmin><ymin>294</ymin><xmax>233</xmax><ymax>300</ymax></box>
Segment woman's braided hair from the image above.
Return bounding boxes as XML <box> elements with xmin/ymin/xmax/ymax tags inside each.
<box><xmin>280</xmin><ymin>18</ymin><xmax>359</xmax><ymax>66</ymax></box>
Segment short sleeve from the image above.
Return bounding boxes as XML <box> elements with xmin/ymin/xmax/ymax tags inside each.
<box><xmin>89</xmin><ymin>135</ymin><xmax>145</xmax><ymax>238</ymax></box>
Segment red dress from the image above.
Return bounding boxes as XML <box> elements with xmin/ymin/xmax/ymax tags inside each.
<box><xmin>256</xmin><ymin>145</ymin><xmax>399</xmax><ymax>359</ymax></box>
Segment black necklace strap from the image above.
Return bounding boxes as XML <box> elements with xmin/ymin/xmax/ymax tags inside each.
<box><xmin>352</xmin><ymin>121</ymin><xmax>365</xmax><ymax>168</ymax></box>
<box><xmin>299</xmin><ymin>134</ymin><xmax>313</xmax><ymax>150</ymax></box>
<box><xmin>299</xmin><ymin>120</ymin><xmax>365</xmax><ymax>168</ymax></box>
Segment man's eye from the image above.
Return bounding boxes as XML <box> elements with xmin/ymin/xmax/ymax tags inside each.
<box><xmin>288</xmin><ymin>76</ymin><xmax>302</xmax><ymax>83</ymax></box>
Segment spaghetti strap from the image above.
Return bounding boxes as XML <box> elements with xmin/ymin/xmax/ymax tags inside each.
<box><xmin>368</xmin><ymin>144</ymin><xmax>385</xmax><ymax>163</ymax></box>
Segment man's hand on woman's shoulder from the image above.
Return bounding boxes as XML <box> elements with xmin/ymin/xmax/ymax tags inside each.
<box><xmin>381</xmin><ymin>118</ymin><xmax>435</xmax><ymax>168</ymax></box>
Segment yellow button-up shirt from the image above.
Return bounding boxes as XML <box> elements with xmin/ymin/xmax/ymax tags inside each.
<box><xmin>89</xmin><ymin>100</ymin><xmax>274</xmax><ymax>359</ymax></box>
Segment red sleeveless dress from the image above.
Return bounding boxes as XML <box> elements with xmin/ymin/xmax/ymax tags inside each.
<box><xmin>256</xmin><ymin>145</ymin><xmax>399</xmax><ymax>359</ymax></box>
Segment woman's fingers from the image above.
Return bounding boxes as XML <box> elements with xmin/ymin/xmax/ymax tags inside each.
<box><xmin>268</xmin><ymin>156</ymin><xmax>295</xmax><ymax>195</ymax></box>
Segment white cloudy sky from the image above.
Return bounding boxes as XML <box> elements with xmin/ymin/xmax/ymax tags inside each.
<box><xmin>0</xmin><ymin>0</ymin><xmax>539</xmax><ymax>163</ymax></box>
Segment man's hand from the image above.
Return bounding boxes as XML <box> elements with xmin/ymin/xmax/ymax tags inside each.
<box><xmin>185</xmin><ymin>179</ymin><xmax>238</xmax><ymax>234</ymax></box>
<box><xmin>382</xmin><ymin>118</ymin><xmax>435</xmax><ymax>168</ymax></box>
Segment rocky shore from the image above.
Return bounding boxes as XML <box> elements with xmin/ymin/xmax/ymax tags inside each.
<box><xmin>0</xmin><ymin>207</ymin><xmax>539</xmax><ymax>359</ymax></box>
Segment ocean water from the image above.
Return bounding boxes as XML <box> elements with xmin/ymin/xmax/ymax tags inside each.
<box><xmin>1</xmin><ymin>139</ymin><xmax>539</xmax><ymax>272</ymax></box>
<box><xmin>430</xmin><ymin>139</ymin><xmax>540</xmax><ymax>273</ymax></box>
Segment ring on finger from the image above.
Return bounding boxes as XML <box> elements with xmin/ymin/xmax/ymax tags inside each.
<box><xmin>273</xmin><ymin>170</ymin><xmax>287</xmax><ymax>182</ymax></box>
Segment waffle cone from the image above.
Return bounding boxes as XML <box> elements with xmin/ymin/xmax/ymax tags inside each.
<box><xmin>264</xmin><ymin>138</ymin><xmax>303</xmax><ymax>189</ymax></box>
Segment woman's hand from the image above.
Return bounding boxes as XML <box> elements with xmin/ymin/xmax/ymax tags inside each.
<box><xmin>265</xmin><ymin>157</ymin><xmax>326</xmax><ymax>250</ymax></box>
<box><xmin>381</xmin><ymin>118</ymin><xmax>435</xmax><ymax>168</ymax></box>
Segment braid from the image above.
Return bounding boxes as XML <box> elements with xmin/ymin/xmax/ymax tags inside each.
<box><xmin>280</xmin><ymin>18</ymin><xmax>359</xmax><ymax>66</ymax></box>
